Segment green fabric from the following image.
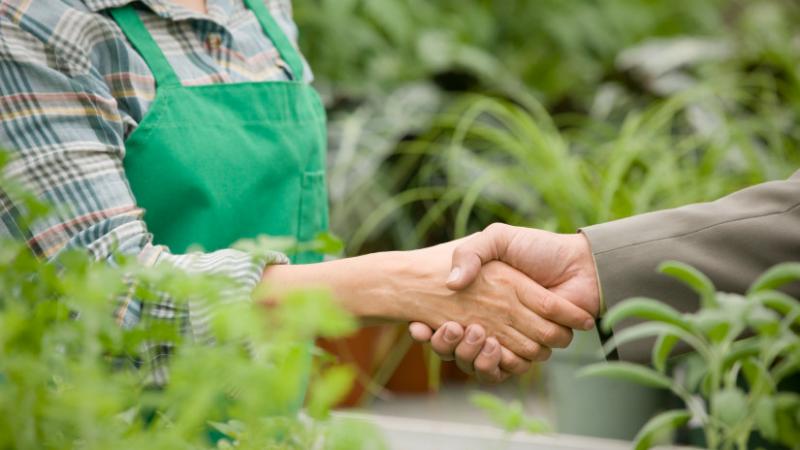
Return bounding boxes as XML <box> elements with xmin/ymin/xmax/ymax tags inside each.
<box><xmin>108</xmin><ymin>1</ymin><xmax>328</xmax><ymax>422</ymax></box>
<box><xmin>109</xmin><ymin>4</ymin><xmax>328</xmax><ymax>265</ymax></box>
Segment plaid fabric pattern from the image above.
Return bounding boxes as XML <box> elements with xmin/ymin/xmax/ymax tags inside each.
<box><xmin>0</xmin><ymin>0</ymin><xmax>302</xmax><ymax>384</ymax></box>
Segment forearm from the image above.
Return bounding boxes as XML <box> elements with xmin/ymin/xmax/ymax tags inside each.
<box><xmin>582</xmin><ymin>171</ymin><xmax>800</xmax><ymax>312</ymax></box>
<box><xmin>261</xmin><ymin>250</ymin><xmax>435</xmax><ymax>323</ymax></box>
<box><xmin>580</xmin><ymin>171</ymin><xmax>800</xmax><ymax>361</ymax></box>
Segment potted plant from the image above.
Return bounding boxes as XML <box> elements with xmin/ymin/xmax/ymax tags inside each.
<box><xmin>579</xmin><ymin>261</ymin><xmax>800</xmax><ymax>450</ymax></box>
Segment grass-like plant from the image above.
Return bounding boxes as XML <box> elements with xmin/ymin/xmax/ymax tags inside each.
<box><xmin>0</xmin><ymin>153</ymin><xmax>384</xmax><ymax>449</ymax></box>
<box><xmin>578</xmin><ymin>261</ymin><xmax>800</xmax><ymax>450</ymax></box>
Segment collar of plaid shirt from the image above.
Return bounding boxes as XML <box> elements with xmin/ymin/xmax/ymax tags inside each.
<box><xmin>84</xmin><ymin>0</ymin><xmax>241</xmax><ymax>25</ymax></box>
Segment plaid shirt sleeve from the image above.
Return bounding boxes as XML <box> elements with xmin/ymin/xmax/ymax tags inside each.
<box><xmin>0</xmin><ymin>1</ymin><xmax>294</xmax><ymax>384</ymax></box>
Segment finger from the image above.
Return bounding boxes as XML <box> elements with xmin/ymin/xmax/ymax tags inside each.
<box><xmin>510</xmin><ymin>303</ymin><xmax>574</xmax><ymax>349</ymax></box>
<box><xmin>454</xmin><ymin>324</ymin><xmax>486</xmax><ymax>374</ymax></box>
<box><xmin>498</xmin><ymin>346</ymin><xmax>533</xmax><ymax>375</ymax></box>
<box><xmin>473</xmin><ymin>337</ymin><xmax>506</xmax><ymax>383</ymax></box>
<box><xmin>516</xmin><ymin>279</ymin><xmax>595</xmax><ymax>331</ymax></box>
<box><xmin>430</xmin><ymin>322</ymin><xmax>464</xmax><ymax>361</ymax></box>
<box><xmin>447</xmin><ymin>223</ymin><xmax>512</xmax><ymax>290</ymax></box>
<box><xmin>498</xmin><ymin>326</ymin><xmax>552</xmax><ymax>362</ymax></box>
<box><xmin>408</xmin><ymin>322</ymin><xmax>434</xmax><ymax>342</ymax></box>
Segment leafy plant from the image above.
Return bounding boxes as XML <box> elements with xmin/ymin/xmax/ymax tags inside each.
<box><xmin>0</xmin><ymin>154</ymin><xmax>384</xmax><ymax>449</ymax></box>
<box><xmin>578</xmin><ymin>261</ymin><xmax>800</xmax><ymax>450</ymax></box>
<box><xmin>309</xmin><ymin>0</ymin><xmax>800</xmax><ymax>403</ymax></box>
<box><xmin>470</xmin><ymin>391</ymin><xmax>549</xmax><ymax>435</ymax></box>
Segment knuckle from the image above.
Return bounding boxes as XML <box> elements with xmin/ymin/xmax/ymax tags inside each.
<box><xmin>518</xmin><ymin>340</ymin><xmax>540</xmax><ymax>360</ymax></box>
<box><xmin>474</xmin><ymin>358</ymin><xmax>493</xmax><ymax>374</ymax></box>
<box><xmin>455</xmin><ymin>344</ymin><xmax>477</xmax><ymax>362</ymax></box>
<box><xmin>539</xmin><ymin>325</ymin><xmax>558</xmax><ymax>346</ymax></box>
<box><xmin>483</xmin><ymin>222</ymin><xmax>506</xmax><ymax>235</ymax></box>
<box><xmin>503</xmin><ymin>356</ymin><xmax>531</xmax><ymax>375</ymax></box>
<box><xmin>538</xmin><ymin>294</ymin><xmax>555</xmax><ymax>317</ymax></box>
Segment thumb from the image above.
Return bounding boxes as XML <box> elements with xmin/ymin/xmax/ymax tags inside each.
<box><xmin>446</xmin><ymin>224</ymin><xmax>509</xmax><ymax>290</ymax></box>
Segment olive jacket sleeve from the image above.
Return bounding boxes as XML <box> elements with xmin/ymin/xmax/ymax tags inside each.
<box><xmin>580</xmin><ymin>170</ymin><xmax>800</xmax><ymax>361</ymax></box>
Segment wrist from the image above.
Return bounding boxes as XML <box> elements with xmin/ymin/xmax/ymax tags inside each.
<box><xmin>259</xmin><ymin>251</ymin><xmax>420</xmax><ymax>322</ymax></box>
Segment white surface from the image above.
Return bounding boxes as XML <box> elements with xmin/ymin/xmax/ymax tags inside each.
<box><xmin>334</xmin><ymin>411</ymin><xmax>702</xmax><ymax>450</ymax></box>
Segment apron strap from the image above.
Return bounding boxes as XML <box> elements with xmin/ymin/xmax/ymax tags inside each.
<box><xmin>243</xmin><ymin>0</ymin><xmax>305</xmax><ymax>81</ymax></box>
<box><xmin>109</xmin><ymin>5</ymin><xmax>182</xmax><ymax>89</ymax></box>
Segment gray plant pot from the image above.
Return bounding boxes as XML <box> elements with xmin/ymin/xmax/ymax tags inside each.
<box><xmin>545</xmin><ymin>330</ymin><xmax>668</xmax><ymax>441</ymax></box>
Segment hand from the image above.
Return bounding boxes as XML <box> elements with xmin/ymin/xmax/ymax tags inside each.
<box><xmin>398</xmin><ymin>240</ymin><xmax>595</xmax><ymax>382</ymax></box>
<box><xmin>447</xmin><ymin>224</ymin><xmax>600</xmax><ymax>316</ymax></box>
<box><xmin>409</xmin><ymin>224</ymin><xmax>601</xmax><ymax>379</ymax></box>
<box><xmin>408</xmin><ymin>321</ymin><xmax>520</xmax><ymax>383</ymax></box>
<box><xmin>261</xmin><ymin>232</ymin><xmax>594</xmax><ymax>383</ymax></box>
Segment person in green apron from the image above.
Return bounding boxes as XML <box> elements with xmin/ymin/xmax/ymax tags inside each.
<box><xmin>0</xmin><ymin>0</ymin><xmax>596</xmax><ymax>403</ymax></box>
<box><xmin>104</xmin><ymin>0</ymin><xmax>595</xmax><ymax>383</ymax></box>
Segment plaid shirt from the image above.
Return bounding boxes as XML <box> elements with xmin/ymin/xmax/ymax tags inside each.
<box><xmin>0</xmin><ymin>0</ymin><xmax>308</xmax><ymax>382</ymax></box>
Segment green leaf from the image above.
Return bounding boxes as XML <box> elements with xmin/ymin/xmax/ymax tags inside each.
<box><xmin>754</xmin><ymin>397</ymin><xmax>779</xmax><ymax>441</ymax></box>
<box><xmin>722</xmin><ymin>337</ymin><xmax>760</xmax><ymax>368</ymax></box>
<box><xmin>602</xmin><ymin>321</ymin><xmax>708</xmax><ymax>359</ymax></box>
<box><xmin>749</xmin><ymin>262</ymin><xmax>800</xmax><ymax>294</ymax></box>
<box><xmin>470</xmin><ymin>391</ymin><xmax>550</xmax><ymax>433</ymax></box>
<box><xmin>742</xmin><ymin>357</ymin><xmax>776</xmax><ymax>394</ymax></box>
<box><xmin>658</xmin><ymin>261</ymin><xmax>717</xmax><ymax>308</ymax></box>
<box><xmin>746</xmin><ymin>306</ymin><xmax>781</xmax><ymax>336</ymax></box>
<box><xmin>632</xmin><ymin>409</ymin><xmax>691</xmax><ymax>450</ymax></box>
<box><xmin>689</xmin><ymin>308</ymin><xmax>733</xmax><ymax>343</ymax></box>
<box><xmin>577</xmin><ymin>362</ymin><xmax>673</xmax><ymax>390</ymax></box>
<box><xmin>601</xmin><ymin>297</ymin><xmax>692</xmax><ymax>332</ymax></box>
<box><xmin>712</xmin><ymin>388</ymin><xmax>748</xmax><ymax>427</ymax></box>
<box><xmin>748</xmin><ymin>290</ymin><xmax>800</xmax><ymax>327</ymax></box>
<box><xmin>772</xmin><ymin>351</ymin><xmax>800</xmax><ymax>383</ymax></box>
<box><xmin>681</xmin><ymin>354</ymin><xmax>708</xmax><ymax>393</ymax></box>
<box><xmin>652</xmin><ymin>334</ymin><xmax>679</xmax><ymax>373</ymax></box>
<box><xmin>310</xmin><ymin>231</ymin><xmax>345</xmax><ymax>255</ymax></box>
<box><xmin>308</xmin><ymin>365</ymin><xmax>356</xmax><ymax>419</ymax></box>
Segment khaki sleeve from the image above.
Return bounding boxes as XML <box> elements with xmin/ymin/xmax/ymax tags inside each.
<box><xmin>580</xmin><ymin>170</ymin><xmax>800</xmax><ymax>361</ymax></box>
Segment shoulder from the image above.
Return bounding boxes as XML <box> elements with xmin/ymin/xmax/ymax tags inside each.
<box><xmin>0</xmin><ymin>0</ymin><xmax>125</xmax><ymax>77</ymax></box>
<box><xmin>264</xmin><ymin>0</ymin><xmax>293</xmax><ymax>16</ymax></box>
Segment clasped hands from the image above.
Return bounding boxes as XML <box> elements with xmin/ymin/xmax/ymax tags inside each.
<box><xmin>409</xmin><ymin>223</ymin><xmax>602</xmax><ymax>383</ymax></box>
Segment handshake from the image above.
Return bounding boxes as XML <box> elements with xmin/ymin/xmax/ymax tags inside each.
<box><xmin>404</xmin><ymin>223</ymin><xmax>602</xmax><ymax>383</ymax></box>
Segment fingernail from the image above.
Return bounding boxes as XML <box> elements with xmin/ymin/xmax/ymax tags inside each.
<box><xmin>444</xmin><ymin>323</ymin><xmax>460</xmax><ymax>342</ymax></box>
<box><xmin>446</xmin><ymin>267</ymin><xmax>461</xmax><ymax>284</ymax></box>
<box><xmin>482</xmin><ymin>339</ymin><xmax>497</xmax><ymax>354</ymax></box>
<box><xmin>584</xmin><ymin>319</ymin><xmax>595</xmax><ymax>330</ymax></box>
<box><xmin>466</xmin><ymin>327</ymin><xmax>482</xmax><ymax>344</ymax></box>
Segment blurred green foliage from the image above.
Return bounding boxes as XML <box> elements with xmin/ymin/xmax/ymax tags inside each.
<box><xmin>295</xmin><ymin>0</ymin><xmax>728</xmax><ymax>106</ymax></box>
<box><xmin>0</xmin><ymin>156</ymin><xmax>383</xmax><ymax>449</ymax></box>
<box><xmin>294</xmin><ymin>0</ymin><xmax>800</xmax><ymax>253</ymax></box>
<box><xmin>470</xmin><ymin>391</ymin><xmax>549</xmax><ymax>434</ymax></box>
<box><xmin>579</xmin><ymin>261</ymin><xmax>800</xmax><ymax>450</ymax></box>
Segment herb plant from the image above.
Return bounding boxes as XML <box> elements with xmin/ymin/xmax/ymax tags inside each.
<box><xmin>578</xmin><ymin>261</ymin><xmax>800</xmax><ymax>450</ymax></box>
<box><xmin>0</xmin><ymin>153</ymin><xmax>384</xmax><ymax>450</ymax></box>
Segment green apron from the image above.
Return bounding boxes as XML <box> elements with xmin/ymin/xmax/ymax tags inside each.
<box><xmin>109</xmin><ymin>0</ymin><xmax>328</xmax><ymax>419</ymax></box>
<box><xmin>110</xmin><ymin>0</ymin><xmax>328</xmax><ymax>265</ymax></box>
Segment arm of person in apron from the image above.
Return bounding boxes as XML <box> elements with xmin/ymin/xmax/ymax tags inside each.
<box><xmin>262</xmin><ymin>239</ymin><xmax>595</xmax><ymax>383</ymax></box>
<box><xmin>0</xmin><ymin>17</ymin><xmax>285</xmax><ymax>384</ymax></box>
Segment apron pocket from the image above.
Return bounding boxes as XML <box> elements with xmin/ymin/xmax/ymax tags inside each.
<box><xmin>295</xmin><ymin>170</ymin><xmax>329</xmax><ymax>264</ymax></box>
